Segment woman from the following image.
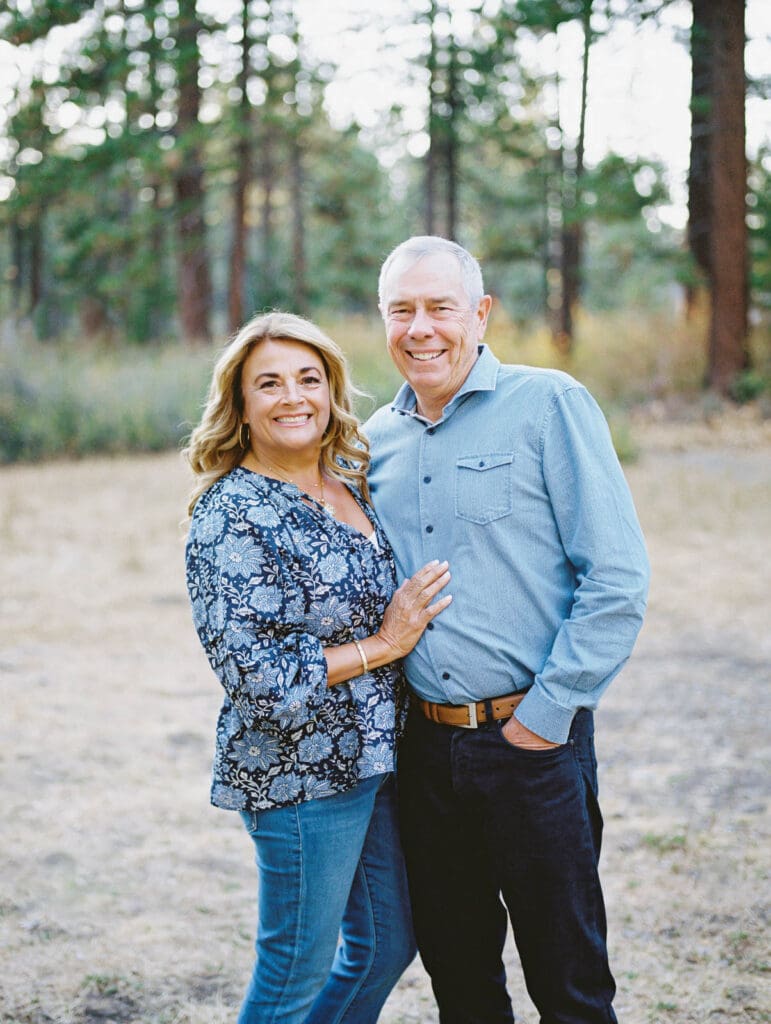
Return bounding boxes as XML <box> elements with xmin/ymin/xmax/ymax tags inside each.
<box><xmin>183</xmin><ymin>311</ymin><xmax>451</xmax><ymax>1024</ymax></box>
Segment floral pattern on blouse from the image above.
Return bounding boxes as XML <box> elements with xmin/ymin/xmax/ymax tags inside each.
<box><xmin>185</xmin><ymin>466</ymin><xmax>406</xmax><ymax>812</ymax></box>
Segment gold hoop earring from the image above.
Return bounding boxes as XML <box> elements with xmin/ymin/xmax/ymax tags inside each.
<box><xmin>239</xmin><ymin>422</ymin><xmax>250</xmax><ymax>449</ymax></box>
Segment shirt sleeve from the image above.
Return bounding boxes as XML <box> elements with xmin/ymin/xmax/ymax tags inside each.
<box><xmin>186</xmin><ymin>498</ymin><xmax>330</xmax><ymax>732</ymax></box>
<box><xmin>514</xmin><ymin>385</ymin><xmax>651</xmax><ymax>744</ymax></box>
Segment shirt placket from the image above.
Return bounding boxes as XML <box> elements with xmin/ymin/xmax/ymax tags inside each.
<box><xmin>418</xmin><ymin>422</ymin><xmax>454</xmax><ymax>701</ymax></box>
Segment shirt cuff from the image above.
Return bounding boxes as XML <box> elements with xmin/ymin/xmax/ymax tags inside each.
<box><xmin>514</xmin><ymin>688</ymin><xmax>575</xmax><ymax>745</ymax></box>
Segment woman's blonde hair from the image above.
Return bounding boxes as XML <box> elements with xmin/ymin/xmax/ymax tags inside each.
<box><xmin>183</xmin><ymin>311</ymin><xmax>370</xmax><ymax>515</ymax></box>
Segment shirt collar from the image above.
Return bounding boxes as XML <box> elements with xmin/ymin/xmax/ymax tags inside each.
<box><xmin>390</xmin><ymin>344</ymin><xmax>501</xmax><ymax>418</ymax></box>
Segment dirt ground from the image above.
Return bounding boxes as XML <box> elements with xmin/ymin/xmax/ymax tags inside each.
<box><xmin>1</xmin><ymin>406</ymin><xmax>769</xmax><ymax>1024</ymax></box>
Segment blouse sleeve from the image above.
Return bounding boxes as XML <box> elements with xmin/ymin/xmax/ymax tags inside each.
<box><xmin>185</xmin><ymin>493</ymin><xmax>330</xmax><ymax>732</ymax></box>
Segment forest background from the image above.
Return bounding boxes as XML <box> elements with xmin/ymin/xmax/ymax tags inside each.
<box><xmin>0</xmin><ymin>0</ymin><xmax>769</xmax><ymax>464</ymax></box>
<box><xmin>1</xmin><ymin>4</ymin><xmax>770</xmax><ymax>1023</ymax></box>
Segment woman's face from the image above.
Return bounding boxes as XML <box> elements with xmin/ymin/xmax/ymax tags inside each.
<box><xmin>240</xmin><ymin>338</ymin><xmax>331</xmax><ymax>464</ymax></box>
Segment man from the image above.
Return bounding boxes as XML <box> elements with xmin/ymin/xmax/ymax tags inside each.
<box><xmin>365</xmin><ymin>236</ymin><xmax>650</xmax><ymax>1024</ymax></box>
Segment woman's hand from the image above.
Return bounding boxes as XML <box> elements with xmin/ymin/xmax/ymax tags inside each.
<box><xmin>376</xmin><ymin>560</ymin><xmax>452</xmax><ymax>659</ymax></box>
<box><xmin>324</xmin><ymin>560</ymin><xmax>451</xmax><ymax>687</ymax></box>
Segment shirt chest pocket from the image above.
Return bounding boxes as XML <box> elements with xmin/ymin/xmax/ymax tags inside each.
<box><xmin>455</xmin><ymin>453</ymin><xmax>514</xmax><ymax>525</ymax></box>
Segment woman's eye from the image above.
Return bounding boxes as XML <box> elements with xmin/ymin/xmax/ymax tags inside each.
<box><xmin>302</xmin><ymin>376</ymin><xmax>322</xmax><ymax>386</ymax></box>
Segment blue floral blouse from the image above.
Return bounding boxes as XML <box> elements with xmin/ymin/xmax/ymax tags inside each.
<box><xmin>185</xmin><ymin>466</ymin><xmax>406</xmax><ymax>812</ymax></box>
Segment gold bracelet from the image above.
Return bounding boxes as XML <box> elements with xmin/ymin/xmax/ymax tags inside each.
<box><xmin>353</xmin><ymin>639</ymin><xmax>369</xmax><ymax>675</ymax></box>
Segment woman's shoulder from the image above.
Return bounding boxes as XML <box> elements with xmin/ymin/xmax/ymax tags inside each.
<box><xmin>191</xmin><ymin>468</ymin><xmax>286</xmax><ymax>537</ymax></box>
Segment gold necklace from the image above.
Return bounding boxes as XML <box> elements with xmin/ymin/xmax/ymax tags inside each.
<box><xmin>258</xmin><ymin>459</ymin><xmax>336</xmax><ymax>516</ymax></box>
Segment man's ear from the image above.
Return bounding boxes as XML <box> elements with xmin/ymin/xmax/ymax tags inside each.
<box><xmin>476</xmin><ymin>295</ymin><xmax>493</xmax><ymax>337</ymax></box>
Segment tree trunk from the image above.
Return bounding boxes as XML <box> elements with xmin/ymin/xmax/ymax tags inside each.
<box><xmin>290</xmin><ymin>134</ymin><xmax>307</xmax><ymax>314</ymax></box>
<box><xmin>688</xmin><ymin>0</ymin><xmax>714</xmax><ymax>288</ymax></box>
<box><xmin>557</xmin><ymin>0</ymin><xmax>591</xmax><ymax>351</ymax></box>
<box><xmin>259</xmin><ymin>124</ymin><xmax>275</xmax><ymax>304</ymax></box>
<box><xmin>228</xmin><ymin>1</ymin><xmax>252</xmax><ymax>334</ymax></box>
<box><xmin>10</xmin><ymin>220</ymin><xmax>23</xmax><ymax>315</ymax></box>
<box><xmin>146</xmin><ymin>0</ymin><xmax>169</xmax><ymax>340</ymax></box>
<box><xmin>29</xmin><ymin>218</ymin><xmax>42</xmax><ymax>315</ymax></box>
<box><xmin>425</xmin><ymin>0</ymin><xmax>438</xmax><ymax>234</ymax></box>
<box><xmin>548</xmin><ymin>74</ymin><xmax>565</xmax><ymax>346</ymax></box>
<box><xmin>445</xmin><ymin>34</ymin><xmax>459</xmax><ymax>240</ymax></box>
<box><xmin>174</xmin><ymin>0</ymin><xmax>211</xmax><ymax>344</ymax></box>
<box><xmin>707</xmin><ymin>0</ymin><xmax>748</xmax><ymax>392</ymax></box>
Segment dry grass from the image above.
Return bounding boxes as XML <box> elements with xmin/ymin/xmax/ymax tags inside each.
<box><xmin>1</xmin><ymin>406</ymin><xmax>769</xmax><ymax>1023</ymax></box>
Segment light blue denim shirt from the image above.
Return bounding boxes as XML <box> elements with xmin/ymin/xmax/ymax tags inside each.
<box><xmin>365</xmin><ymin>345</ymin><xmax>650</xmax><ymax>744</ymax></box>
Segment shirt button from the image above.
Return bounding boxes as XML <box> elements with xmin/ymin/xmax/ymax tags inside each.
<box><xmin>427</xmin><ymin>428</ymin><xmax>435</xmax><ymax>436</ymax></box>
<box><xmin>478</xmin><ymin>460</ymin><xmax>485</xmax><ymax>467</ymax></box>
<box><xmin>426</xmin><ymin>525</ymin><xmax>433</xmax><ymax>533</ymax></box>
<box><xmin>442</xmin><ymin>672</ymin><xmax>450</xmax><ymax>680</ymax></box>
<box><xmin>427</xmin><ymin>622</ymin><xmax>434</xmax><ymax>630</ymax></box>
<box><xmin>423</xmin><ymin>475</ymin><xmax>432</xmax><ymax>484</ymax></box>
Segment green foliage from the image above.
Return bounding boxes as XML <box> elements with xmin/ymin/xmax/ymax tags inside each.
<box><xmin>0</xmin><ymin>340</ymin><xmax>213</xmax><ymax>463</ymax></box>
<box><xmin>0</xmin><ymin>0</ymin><xmax>767</xmax><ymax>358</ymax></box>
<box><xmin>748</xmin><ymin>148</ymin><xmax>771</xmax><ymax>314</ymax></box>
<box><xmin>580</xmin><ymin>154</ymin><xmax>669</xmax><ymax>223</ymax></box>
<box><xmin>0</xmin><ymin>0</ymin><xmax>91</xmax><ymax>46</ymax></box>
<box><xmin>309</xmin><ymin>130</ymin><xmax>412</xmax><ymax>311</ymax></box>
<box><xmin>643</xmin><ymin>832</ymin><xmax>687</xmax><ymax>854</ymax></box>
<box><xmin>507</xmin><ymin>0</ymin><xmax>593</xmax><ymax>34</ymax></box>
<box><xmin>730</xmin><ymin>369</ymin><xmax>768</xmax><ymax>405</ymax></box>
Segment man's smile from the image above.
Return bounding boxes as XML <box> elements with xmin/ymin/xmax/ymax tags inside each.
<box><xmin>409</xmin><ymin>351</ymin><xmax>444</xmax><ymax>361</ymax></box>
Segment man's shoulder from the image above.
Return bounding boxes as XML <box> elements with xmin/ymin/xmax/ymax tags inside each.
<box><xmin>364</xmin><ymin>402</ymin><xmax>399</xmax><ymax>441</ymax></box>
<box><xmin>496</xmin><ymin>362</ymin><xmax>584</xmax><ymax>397</ymax></box>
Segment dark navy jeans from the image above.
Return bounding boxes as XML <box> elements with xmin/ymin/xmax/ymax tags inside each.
<box><xmin>398</xmin><ymin>707</ymin><xmax>618</xmax><ymax>1024</ymax></box>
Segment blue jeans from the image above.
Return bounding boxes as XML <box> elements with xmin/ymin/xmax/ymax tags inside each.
<box><xmin>237</xmin><ymin>773</ymin><xmax>416</xmax><ymax>1024</ymax></box>
<box><xmin>399</xmin><ymin>708</ymin><xmax>617</xmax><ymax>1024</ymax></box>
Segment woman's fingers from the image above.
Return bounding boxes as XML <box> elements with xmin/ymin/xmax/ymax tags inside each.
<box><xmin>420</xmin><ymin>569</ymin><xmax>451</xmax><ymax>602</ymax></box>
<box><xmin>407</xmin><ymin>562</ymin><xmax>450</xmax><ymax>608</ymax></box>
<box><xmin>406</xmin><ymin>560</ymin><xmax>449</xmax><ymax>593</ymax></box>
<box><xmin>418</xmin><ymin>559</ymin><xmax>449</xmax><ymax>583</ymax></box>
<box><xmin>425</xmin><ymin>592</ymin><xmax>452</xmax><ymax>618</ymax></box>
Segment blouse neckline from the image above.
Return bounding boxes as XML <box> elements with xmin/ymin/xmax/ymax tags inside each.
<box><xmin>232</xmin><ymin>464</ymin><xmax>377</xmax><ymax>543</ymax></box>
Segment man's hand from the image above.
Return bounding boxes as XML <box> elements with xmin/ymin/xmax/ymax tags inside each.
<box><xmin>501</xmin><ymin>715</ymin><xmax>561</xmax><ymax>750</ymax></box>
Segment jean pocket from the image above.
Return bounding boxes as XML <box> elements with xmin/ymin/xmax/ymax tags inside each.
<box><xmin>240</xmin><ymin>809</ymin><xmax>259</xmax><ymax>834</ymax></box>
<box><xmin>495</xmin><ymin>719</ymin><xmax>568</xmax><ymax>759</ymax></box>
<box><xmin>455</xmin><ymin>453</ymin><xmax>514</xmax><ymax>524</ymax></box>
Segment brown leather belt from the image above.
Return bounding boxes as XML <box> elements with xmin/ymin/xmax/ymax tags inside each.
<box><xmin>417</xmin><ymin>691</ymin><xmax>526</xmax><ymax>729</ymax></box>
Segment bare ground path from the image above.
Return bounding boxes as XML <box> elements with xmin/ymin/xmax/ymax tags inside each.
<box><xmin>1</xmin><ymin>412</ymin><xmax>769</xmax><ymax>1024</ymax></box>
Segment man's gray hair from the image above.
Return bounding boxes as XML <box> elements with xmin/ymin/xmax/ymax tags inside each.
<box><xmin>378</xmin><ymin>236</ymin><xmax>485</xmax><ymax>311</ymax></box>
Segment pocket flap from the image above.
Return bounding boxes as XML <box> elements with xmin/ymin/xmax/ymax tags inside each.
<box><xmin>457</xmin><ymin>453</ymin><xmax>513</xmax><ymax>472</ymax></box>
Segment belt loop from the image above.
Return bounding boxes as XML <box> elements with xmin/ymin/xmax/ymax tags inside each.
<box><xmin>483</xmin><ymin>699</ymin><xmax>495</xmax><ymax>725</ymax></box>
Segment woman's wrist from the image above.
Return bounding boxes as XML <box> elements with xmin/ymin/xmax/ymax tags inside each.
<box><xmin>365</xmin><ymin>631</ymin><xmax>403</xmax><ymax>669</ymax></box>
<box><xmin>325</xmin><ymin>634</ymin><xmax>395</xmax><ymax>687</ymax></box>
<box><xmin>352</xmin><ymin>638</ymin><xmax>369</xmax><ymax>675</ymax></box>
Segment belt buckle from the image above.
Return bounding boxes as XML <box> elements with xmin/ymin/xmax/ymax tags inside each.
<box><xmin>458</xmin><ymin>701</ymin><xmax>478</xmax><ymax>729</ymax></box>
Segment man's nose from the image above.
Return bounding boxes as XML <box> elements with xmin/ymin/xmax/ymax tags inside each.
<box><xmin>408</xmin><ymin>307</ymin><xmax>434</xmax><ymax>337</ymax></box>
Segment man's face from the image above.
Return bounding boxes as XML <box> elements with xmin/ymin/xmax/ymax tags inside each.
<box><xmin>380</xmin><ymin>251</ymin><xmax>491</xmax><ymax>418</ymax></box>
